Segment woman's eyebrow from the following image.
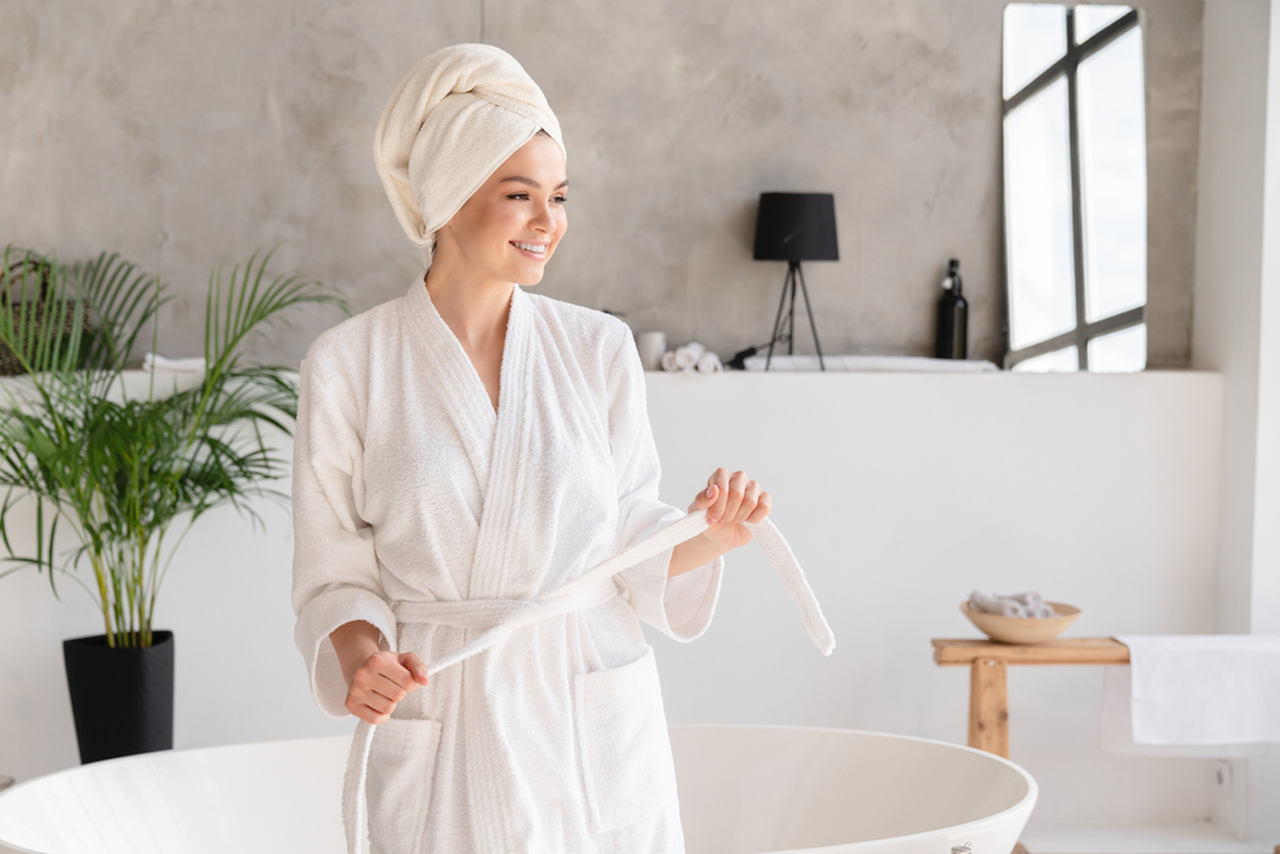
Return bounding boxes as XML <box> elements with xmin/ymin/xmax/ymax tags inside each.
<box><xmin>497</xmin><ymin>176</ymin><xmax>569</xmax><ymax>189</ymax></box>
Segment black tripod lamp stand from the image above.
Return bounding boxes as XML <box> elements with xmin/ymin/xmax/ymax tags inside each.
<box><xmin>752</xmin><ymin>192</ymin><xmax>839</xmax><ymax>370</ymax></box>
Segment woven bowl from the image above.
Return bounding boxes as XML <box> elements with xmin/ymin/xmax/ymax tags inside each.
<box><xmin>959</xmin><ymin>600</ymin><xmax>1081</xmax><ymax>644</ymax></box>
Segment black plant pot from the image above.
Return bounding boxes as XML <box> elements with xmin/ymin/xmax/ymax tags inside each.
<box><xmin>62</xmin><ymin>630</ymin><xmax>174</xmax><ymax>764</ymax></box>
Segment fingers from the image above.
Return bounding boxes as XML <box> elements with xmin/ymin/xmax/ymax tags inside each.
<box><xmin>688</xmin><ymin>482</ymin><xmax>714</xmax><ymax>513</ymax></box>
<box><xmin>345</xmin><ymin>650</ymin><xmax>429</xmax><ymax>725</ymax></box>
<box><xmin>705</xmin><ymin>468</ymin><xmax>729</xmax><ymax>522</ymax></box>
<box><xmin>707</xmin><ymin>469</ymin><xmax>746</xmax><ymax>524</ymax></box>
<box><xmin>401</xmin><ymin>652</ymin><xmax>430</xmax><ymax>686</ymax></box>
<box><xmin>745</xmin><ymin>489</ymin><xmax>772</xmax><ymax>523</ymax></box>
<box><xmin>704</xmin><ymin>468</ymin><xmax>771</xmax><ymax>525</ymax></box>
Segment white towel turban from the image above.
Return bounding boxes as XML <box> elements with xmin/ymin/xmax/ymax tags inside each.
<box><xmin>372</xmin><ymin>43</ymin><xmax>568</xmax><ymax>268</ymax></box>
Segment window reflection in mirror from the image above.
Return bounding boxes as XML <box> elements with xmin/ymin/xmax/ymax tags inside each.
<box><xmin>1002</xmin><ymin>3</ymin><xmax>1147</xmax><ymax>372</ymax></box>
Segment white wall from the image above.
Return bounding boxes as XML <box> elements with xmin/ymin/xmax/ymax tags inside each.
<box><xmin>0</xmin><ymin>368</ymin><xmax>1227</xmax><ymax>833</ymax></box>
<box><xmin>1193</xmin><ymin>0</ymin><xmax>1280</xmax><ymax>840</ymax></box>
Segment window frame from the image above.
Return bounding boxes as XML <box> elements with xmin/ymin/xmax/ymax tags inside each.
<box><xmin>1001</xmin><ymin>5</ymin><xmax>1146</xmax><ymax>371</ymax></box>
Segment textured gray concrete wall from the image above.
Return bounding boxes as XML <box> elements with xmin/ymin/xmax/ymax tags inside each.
<box><xmin>0</xmin><ymin>0</ymin><xmax>1201</xmax><ymax>368</ymax></box>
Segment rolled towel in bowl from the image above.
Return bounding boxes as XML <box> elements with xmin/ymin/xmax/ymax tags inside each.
<box><xmin>969</xmin><ymin>590</ymin><xmax>1029</xmax><ymax>617</ymax></box>
<box><xmin>999</xmin><ymin>590</ymin><xmax>1044</xmax><ymax>610</ymax></box>
<box><xmin>674</xmin><ymin>342</ymin><xmax>705</xmax><ymax>370</ymax></box>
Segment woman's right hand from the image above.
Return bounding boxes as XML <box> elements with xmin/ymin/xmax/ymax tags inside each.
<box><xmin>345</xmin><ymin>650</ymin><xmax>430</xmax><ymax>724</ymax></box>
<box><xmin>330</xmin><ymin>620</ymin><xmax>430</xmax><ymax>724</ymax></box>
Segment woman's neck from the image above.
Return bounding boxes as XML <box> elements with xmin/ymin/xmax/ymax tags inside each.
<box><xmin>423</xmin><ymin>267</ymin><xmax>513</xmax><ymax>351</ymax></box>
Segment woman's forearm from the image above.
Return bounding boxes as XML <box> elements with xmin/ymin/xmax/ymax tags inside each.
<box><xmin>329</xmin><ymin>620</ymin><xmax>384</xmax><ymax>688</ymax></box>
<box><xmin>668</xmin><ymin>533</ymin><xmax>726</xmax><ymax>578</ymax></box>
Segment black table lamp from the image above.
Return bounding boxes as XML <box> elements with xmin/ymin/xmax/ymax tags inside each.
<box><xmin>752</xmin><ymin>192</ymin><xmax>839</xmax><ymax>370</ymax></box>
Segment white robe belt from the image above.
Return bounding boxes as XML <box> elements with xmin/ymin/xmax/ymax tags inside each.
<box><xmin>341</xmin><ymin>508</ymin><xmax>836</xmax><ymax>854</ymax></box>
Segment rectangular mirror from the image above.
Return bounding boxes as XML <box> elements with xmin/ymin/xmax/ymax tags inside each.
<box><xmin>1002</xmin><ymin>3</ymin><xmax>1148</xmax><ymax>372</ymax></box>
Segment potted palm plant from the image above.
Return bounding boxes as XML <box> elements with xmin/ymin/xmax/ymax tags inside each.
<box><xmin>0</xmin><ymin>244</ymin><xmax>349</xmax><ymax>763</ymax></box>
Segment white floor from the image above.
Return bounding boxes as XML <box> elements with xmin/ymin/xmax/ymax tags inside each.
<box><xmin>1019</xmin><ymin>821</ymin><xmax>1275</xmax><ymax>854</ymax></box>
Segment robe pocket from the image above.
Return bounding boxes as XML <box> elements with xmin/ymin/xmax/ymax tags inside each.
<box><xmin>366</xmin><ymin>716</ymin><xmax>444</xmax><ymax>854</ymax></box>
<box><xmin>574</xmin><ymin>643</ymin><xmax>679</xmax><ymax>833</ymax></box>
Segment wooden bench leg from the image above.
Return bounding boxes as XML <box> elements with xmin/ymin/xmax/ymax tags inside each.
<box><xmin>968</xmin><ymin>657</ymin><xmax>1009</xmax><ymax>758</ymax></box>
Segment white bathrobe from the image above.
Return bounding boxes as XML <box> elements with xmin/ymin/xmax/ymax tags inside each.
<box><xmin>292</xmin><ymin>274</ymin><xmax>744</xmax><ymax>854</ymax></box>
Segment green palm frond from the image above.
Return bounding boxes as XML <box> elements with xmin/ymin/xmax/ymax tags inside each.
<box><xmin>0</xmin><ymin>243</ymin><xmax>352</xmax><ymax>647</ymax></box>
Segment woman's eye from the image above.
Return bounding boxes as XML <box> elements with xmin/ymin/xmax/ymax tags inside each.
<box><xmin>506</xmin><ymin>193</ymin><xmax>568</xmax><ymax>203</ymax></box>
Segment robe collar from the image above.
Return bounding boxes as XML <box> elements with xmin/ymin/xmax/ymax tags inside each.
<box><xmin>401</xmin><ymin>274</ymin><xmax>534</xmax><ymax>598</ymax></box>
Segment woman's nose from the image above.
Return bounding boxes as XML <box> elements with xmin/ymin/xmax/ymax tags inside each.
<box><xmin>530</xmin><ymin>203</ymin><xmax>558</xmax><ymax>232</ymax></box>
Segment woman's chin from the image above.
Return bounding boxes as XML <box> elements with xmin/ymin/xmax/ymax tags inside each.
<box><xmin>514</xmin><ymin>267</ymin><xmax>545</xmax><ymax>286</ymax></box>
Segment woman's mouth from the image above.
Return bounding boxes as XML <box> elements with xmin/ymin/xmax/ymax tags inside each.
<box><xmin>511</xmin><ymin>241</ymin><xmax>548</xmax><ymax>260</ymax></box>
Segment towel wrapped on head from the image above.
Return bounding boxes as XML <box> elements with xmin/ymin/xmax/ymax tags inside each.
<box><xmin>372</xmin><ymin>43</ymin><xmax>568</xmax><ymax>268</ymax></box>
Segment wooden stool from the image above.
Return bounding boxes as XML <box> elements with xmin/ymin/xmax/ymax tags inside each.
<box><xmin>934</xmin><ymin>638</ymin><xmax>1130</xmax><ymax>854</ymax></box>
<box><xmin>932</xmin><ymin>637</ymin><xmax>1129</xmax><ymax>758</ymax></box>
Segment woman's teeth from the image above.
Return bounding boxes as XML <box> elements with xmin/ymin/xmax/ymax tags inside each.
<box><xmin>512</xmin><ymin>241</ymin><xmax>546</xmax><ymax>256</ymax></box>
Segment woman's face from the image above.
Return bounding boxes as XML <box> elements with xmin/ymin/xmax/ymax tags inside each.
<box><xmin>438</xmin><ymin>132</ymin><xmax>568</xmax><ymax>286</ymax></box>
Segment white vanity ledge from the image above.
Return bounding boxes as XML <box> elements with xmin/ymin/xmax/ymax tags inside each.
<box><xmin>0</xmin><ymin>368</ymin><xmax>1224</xmax><ymax>410</ymax></box>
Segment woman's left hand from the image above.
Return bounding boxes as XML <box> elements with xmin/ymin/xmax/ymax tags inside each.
<box><xmin>687</xmin><ymin>467</ymin><xmax>772</xmax><ymax>551</ymax></box>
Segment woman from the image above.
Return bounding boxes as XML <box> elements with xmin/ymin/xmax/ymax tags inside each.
<box><xmin>291</xmin><ymin>43</ymin><xmax>771</xmax><ymax>854</ymax></box>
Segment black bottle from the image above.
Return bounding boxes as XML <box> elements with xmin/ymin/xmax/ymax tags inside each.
<box><xmin>935</xmin><ymin>258</ymin><xmax>968</xmax><ymax>359</ymax></box>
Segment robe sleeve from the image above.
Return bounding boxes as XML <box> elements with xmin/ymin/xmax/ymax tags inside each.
<box><xmin>290</xmin><ymin>353</ymin><xmax>398</xmax><ymax>719</ymax></box>
<box><xmin>606</xmin><ymin>325</ymin><xmax>726</xmax><ymax>642</ymax></box>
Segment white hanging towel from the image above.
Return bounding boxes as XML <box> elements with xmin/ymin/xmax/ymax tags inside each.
<box><xmin>1097</xmin><ymin>634</ymin><xmax>1280</xmax><ymax>757</ymax></box>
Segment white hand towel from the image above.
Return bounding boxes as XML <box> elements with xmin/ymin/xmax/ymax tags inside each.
<box><xmin>694</xmin><ymin>350</ymin><xmax>722</xmax><ymax>373</ymax></box>
<box><xmin>674</xmin><ymin>342</ymin><xmax>705</xmax><ymax>370</ymax></box>
<box><xmin>1097</xmin><ymin>634</ymin><xmax>1280</xmax><ymax>758</ymax></box>
<box><xmin>660</xmin><ymin>350</ymin><xmax>679</xmax><ymax>372</ymax></box>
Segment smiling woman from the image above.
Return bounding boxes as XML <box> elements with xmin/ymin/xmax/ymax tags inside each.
<box><xmin>428</xmin><ymin>131</ymin><xmax>569</xmax><ymax>289</ymax></box>
<box><xmin>297</xmin><ymin>42</ymin><xmax>758</xmax><ymax>854</ymax></box>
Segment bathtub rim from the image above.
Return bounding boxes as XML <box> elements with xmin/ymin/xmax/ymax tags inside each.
<box><xmin>0</xmin><ymin>723</ymin><xmax>1037</xmax><ymax>854</ymax></box>
<box><xmin>668</xmin><ymin>722</ymin><xmax>1039</xmax><ymax>851</ymax></box>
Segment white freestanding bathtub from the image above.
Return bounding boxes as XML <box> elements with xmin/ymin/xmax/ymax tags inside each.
<box><xmin>0</xmin><ymin>724</ymin><xmax>1035</xmax><ymax>854</ymax></box>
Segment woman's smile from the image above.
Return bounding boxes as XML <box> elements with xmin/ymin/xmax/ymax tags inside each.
<box><xmin>511</xmin><ymin>240</ymin><xmax>549</xmax><ymax>260</ymax></box>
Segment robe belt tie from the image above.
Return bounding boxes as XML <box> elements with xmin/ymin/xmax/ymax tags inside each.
<box><xmin>388</xmin><ymin>574</ymin><xmax>623</xmax><ymax>674</ymax></box>
<box><xmin>342</xmin><ymin>508</ymin><xmax>837</xmax><ymax>854</ymax></box>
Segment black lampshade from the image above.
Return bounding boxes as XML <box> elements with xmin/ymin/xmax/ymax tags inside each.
<box><xmin>752</xmin><ymin>192</ymin><xmax>839</xmax><ymax>262</ymax></box>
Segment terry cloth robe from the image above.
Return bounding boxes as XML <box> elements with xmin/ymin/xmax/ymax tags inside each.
<box><xmin>291</xmin><ymin>275</ymin><xmax>834</xmax><ymax>854</ymax></box>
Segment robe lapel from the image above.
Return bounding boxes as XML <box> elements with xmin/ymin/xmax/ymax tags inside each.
<box><xmin>405</xmin><ymin>278</ymin><xmax>533</xmax><ymax>599</ymax></box>
<box><xmin>469</xmin><ymin>284</ymin><xmax>532</xmax><ymax>599</ymax></box>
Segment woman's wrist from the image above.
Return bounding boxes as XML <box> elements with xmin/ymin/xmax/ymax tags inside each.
<box><xmin>668</xmin><ymin>533</ymin><xmax>726</xmax><ymax>578</ymax></box>
<box><xmin>330</xmin><ymin>620</ymin><xmax>384</xmax><ymax>686</ymax></box>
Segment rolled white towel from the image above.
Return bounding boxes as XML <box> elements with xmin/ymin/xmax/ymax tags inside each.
<box><xmin>969</xmin><ymin>590</ymin><xmax>1028</xmax><ymax>617</ymax></box>
<box><xmin>142</xmin><ymin>352</ymin><xmax>207</xmax><ymax>374</ymax></box>
<box><xmin>969</xmin><ymin>589</ymin><xmax>1056</xmax><ymax>618</ymax></box>
<box><xmin>674</xmin><ymin>342</ymin><xmax>705</xmax><ymax>370</ymax></box>
<box><xmin>1000</xmin><ymin>590</ymin><xmax>1044</xmax><ymax>610</ymax></box>
<box><xmin>695</xmin><ymin>350</ymin><xmax>722</xmax><ymax>373</ymax></box>
<box><xmin>660</xmin><ymin>350</ymin><xmax>680</xmax><ymax>372</ymax></box>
